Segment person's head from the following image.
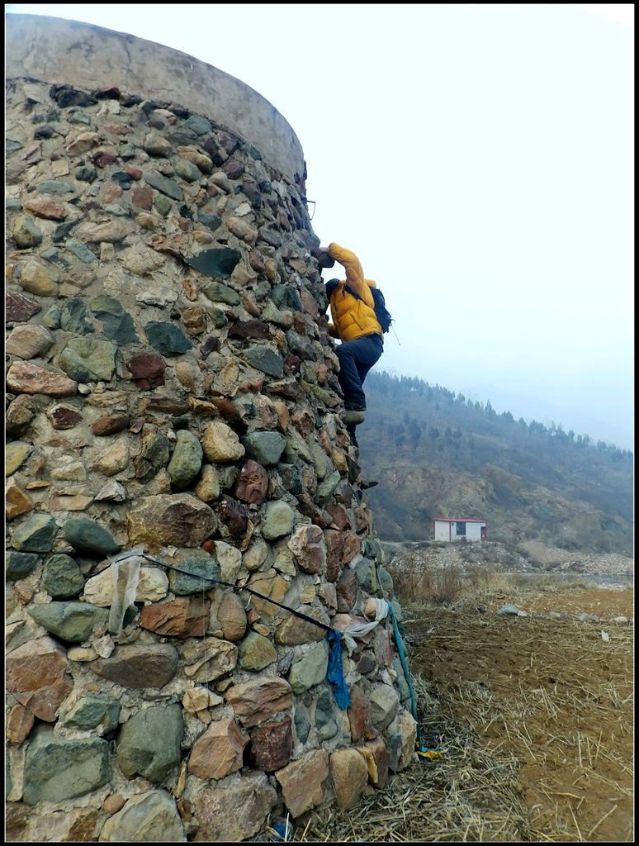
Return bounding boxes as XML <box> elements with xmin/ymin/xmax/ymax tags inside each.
<box><xmin>316</xmin><ymin>249</ymin><xmax>335</xmax><ymax>269</ymax></box>
<box><xmin>325</xmin><ymin>278</ymin><xmax>340</xmax><ymax>300</ymax></box>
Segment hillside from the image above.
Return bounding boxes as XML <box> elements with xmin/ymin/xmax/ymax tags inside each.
<box><xmin>358</xmin><ymin>372</ymin><xmax>633</xmax><ymax>555</ymax></box>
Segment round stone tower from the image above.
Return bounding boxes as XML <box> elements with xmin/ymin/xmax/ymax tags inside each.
<box><xmin>5</xmin><ymin>15</ymin><xmax>417</xmax><ymax>842</ymax></box>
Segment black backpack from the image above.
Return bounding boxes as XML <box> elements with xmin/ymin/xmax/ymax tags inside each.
<box><xmin>344</xmin><ymin>284</ymin><xmax>393</xmax><ymax>334</ymax></box>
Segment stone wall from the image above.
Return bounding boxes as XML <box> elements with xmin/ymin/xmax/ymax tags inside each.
<box><xmin>5</xmin><ymin>22</ymin><xmax>417</xmax><ymax>843</ymax></box>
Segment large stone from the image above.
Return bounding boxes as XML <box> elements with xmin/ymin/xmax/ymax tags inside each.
<box><xmin>23</xmin><ymin>729</ymin><xmax>111</xmax><ymax>804</ymax></box>
<box><xmin>10</xmin><ymin>513</ymin><xmax>58</xmax><ymax>552</ymax></box>
<box><xmin>64</xmin><ymin>695</ymin><xmax>121</xmax><ymax>732</ymax></box>
<box><xmin>238</xmin><ymin>631</ymin><xmax>277</xmax><ymax>671</ymax></box>
<box><xmin>139</xmin><ymin>597</ymin><xmax>209</xmax><ymax>638</ymax></box>
<box><xmin>5</xmin><ymin>478</ymin><xmax>34</xmax><ymax>520</ymax></box>
<box><xmin>167</xmin><ymin>548</ymin><xmax>221</xmax><ymax>595</ymax></box>
<box><xmin>192</xmin><ymin>774</ymin><xmax>277</xmax><ymax>842</ymax></box>
<box><xmin>63</xmin><ymin>516</ymin><xmax>121</xmax><ymax>556</ymax></box>
<box><xmin>261</xmin><ymin>500</ymin><xmax>295</xmax><ymax>540</ymax></box>
<box><xmin>83</xmin><ymin>564</ymin><xmax>169</xmax><ymax>606</ymax></box>
<box><xmin>217</xmin><ymin>591</ymin><xmax>247</xmax><ymax>641</ymax></box>
<box><xmin>242</xmin><ymin>432</ymin><xmax>286</xmax><ymax>467</ymax></box>
<box><xmin>91</xmin><ymin>643</ymin><xmax>179</xmax><ymax>689</ymax></box>
<box><xmin>329</xmin><ymin>748</ymin><xmax>369</xmax><ymax>811</ymax></box>
<box><xmin>224</xmin><ymin>678</ymin><xmax>292</xmax><ymax>727</ymax></box>
<box><xmin>369</xmin><ymin>683</ymin><xmax>401</xmax><ymax>731</ymax></box>
<box><xmin>6</xmin><ymin>636</ymin><xmax>72</xmax><ymax>722</ymax></box>
<box><xmin>6</xmin><ymin>324</ymin><xmax>54</xmax><ymax>359</ymax></box>
<box><xmin>233</xmin><ymin>458</ymin><xmax>269</xmax><ymax>504</ymax></box>
<box><xmin>99</xmin><ymin>791</ymin><xmax>186</xmax><ymax>842</ymax></box>
<box><xmin>6</xmin><ymin>550</ymin><xmax>40</xmax><ymax>581</ymax></box>
<box><xmin>59</xmin><ymin>337</ymin><xmax>117</xmax><ymax>382</ymax></box>
<box><xmin>288</xmin><ymin>524</ymin><xmax>327</xmax><ymax>574</ymax></box>
<box><xmin>6</xmin><ymin>441</ymin><xmax>33</xmax><ymax>475</ymax></box>
<box><xmin>275</xmin><ymin>605</ymin><xmax>328</xmax><ymax>646</ymax></box>
<box><xmin>357</xmin><ymin>737</ymin><xmax>390</xmax><ymax>788</ymax></box>
<box><xmin>288</xmin><ymin>641</ymin><xmax>329</xmax><ymax>694</ymax></box>
<box><xmin>388</xmin><ymin>709</ymin><xmax>418</xmax><ymax>772</ymax></box>
<box><xmin>178</xmin><ymin>637</ymin><xmax>237</xmax><ymax>683</ymax></box>
<box><xmin>248</xmin><ymin>717</ymin><xmax>292</xmax><ymax>772</ymax></box>
<box><xmin>117</xmin><ymin>704</ymin><xmax>183</xmax><ymax>783</ymax></box>
<box><xmin>28</xmin><ymin>601</ymin><xmax>108</xmax><ymax>643</ymax></box>
<box><xmin>188</xmin><ymin>716</ymin><xmax>249</xmax><ymax>779</ymax></box>
<box><xmin>275</xmin><ymin>749</ymin><xmax>329</xmax><ymax>818</ymax></box>
<box><xmin>167</xmin><ymin>429</ymin><xmax>203</xmax><ymax>490</ymax></box>
<box><xmin>6</xmin><ymin>361</ymin><xmax>77</xmax><ymax>396</ymax></box>
<box><xmin>201</xmin><ymin>420</ymin><xmax>245</xmax><ymax>463</ymax></box>
<box><xmin>127</xmin><ymin>494</ymin><xmax>217</xmax><ymax>548</ymax></box>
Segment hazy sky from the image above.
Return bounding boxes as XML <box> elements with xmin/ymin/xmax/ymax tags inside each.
<box><xmin>6</xmin><ymin>4</ymin><xmax>634</xmax><ymax>449</ymax></box>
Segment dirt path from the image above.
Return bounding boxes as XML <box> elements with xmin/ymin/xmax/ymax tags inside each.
<box><xmin>408</xmin><ymin>583</ymin><xmax>634</xmax><ymax>841</ymax></box>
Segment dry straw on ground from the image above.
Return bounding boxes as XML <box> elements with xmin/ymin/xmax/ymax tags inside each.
<box><xmin>297</xmin><ymin>676</ymin><xmax>532</xmax><ymax>842</ymax></box>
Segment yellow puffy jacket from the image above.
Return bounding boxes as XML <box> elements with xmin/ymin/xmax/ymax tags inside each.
<box><xmin>326</xmin><ymin>243</ymin><xmax>382</xmax><ymax>341</ymax></box>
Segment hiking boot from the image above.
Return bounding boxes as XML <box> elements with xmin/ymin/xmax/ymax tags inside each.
<box><xmin>359</xmin><ymin>479</ymin><xmax>378</xmax><ymax>490</ymax></box>
<box><xmin>343</xmin><ymin>409</ymin><xmax>365</xmax><ymax>425</ymax></box>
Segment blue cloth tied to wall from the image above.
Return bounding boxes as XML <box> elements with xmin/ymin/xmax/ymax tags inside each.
<box><xmin>325</xmin><ymin>628</ymin><xmax>350</xmax><ymax>709</ymax></box>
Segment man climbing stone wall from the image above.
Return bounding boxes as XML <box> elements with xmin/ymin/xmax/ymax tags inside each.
<box><xmin>5</xmin><ymin>15</ymin><xmax>417</xmax><ymax>842</ymax></box>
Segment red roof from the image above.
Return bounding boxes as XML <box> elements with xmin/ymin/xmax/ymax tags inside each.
<box><xmin>433</xmin><ymin>517</ymin><xmax>486</xmax><ymax>523</ymax></box>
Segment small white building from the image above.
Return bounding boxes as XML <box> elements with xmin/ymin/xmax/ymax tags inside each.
<box><xmin>433</xmin><ymin>517</ymin><xmax>487</xmax><ymax>542</ymax></box>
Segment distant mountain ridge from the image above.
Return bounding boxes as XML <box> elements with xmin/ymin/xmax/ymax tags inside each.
<box><xmin>358</xmin><ymin>371</ymin><xmax>633</xmax><ymax>555</ymax></box>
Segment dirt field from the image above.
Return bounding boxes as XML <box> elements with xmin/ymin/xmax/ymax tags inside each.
<box><xmin>409</xmin><ymin>583</ymin><xmax>633</xmax><ymax>841</ymax></box>
<box><xmin>299</xmin><ymin>546</ymin><xmax>634</xmax><ymax>842</ymax></box>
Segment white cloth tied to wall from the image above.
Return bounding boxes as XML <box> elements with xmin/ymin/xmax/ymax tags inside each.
<box><xmin>108</xmin><ymin>547</ymin><xmax>145</xmax><ymax>636</ymax></box>
<box><xmin>342</xmin><ymin>598</ymin><xmax>389</xmax><ymax>655</ymax></box>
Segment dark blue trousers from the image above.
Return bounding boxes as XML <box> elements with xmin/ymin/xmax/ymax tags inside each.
<box><xmin>336</xmin><ymin>333</ymin><xmax>383</xmax><ymax>409</ymax></box>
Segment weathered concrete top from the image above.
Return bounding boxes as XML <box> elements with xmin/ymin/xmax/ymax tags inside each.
<box><xmin>5</xmin><ymin>14</ymin><xmax>306</xmax><ymax>184</ymax></box>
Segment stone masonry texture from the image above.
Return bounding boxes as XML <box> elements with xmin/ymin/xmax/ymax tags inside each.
<box><xmin>5</xmin><ymin>15</ymin><xmax>417</xmax><ymax>842</ymax></box>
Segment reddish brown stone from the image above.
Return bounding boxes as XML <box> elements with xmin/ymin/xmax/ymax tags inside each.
<box><xmin>374</xmin><ymin>627</ymin><xmax>393</xmax><ymax>668</ymax></box>
<box><xmin>139</xmin><ymin>597</ymin><xmax>210</xmax><ymax>638</ymax></box>
<box><xmin>347</xmin><ymin>685</ymin><xmax>372</xmax><ymax>742</ymax></box>
<box><xmin>222</xmin><ymin>158</ymin><xmax>245</xmax><ymax>179</ymax></box>
<box><xmin>6</xmin><ymin>637</ymin><xmax>72</xmax><ymax>721</ymax></box>
<box><xmin>7</xmin><ymin>361</ymin><xmax>77</xmax><ymax>396</ymax></box>
<box><xmin>23</xmin><ymin>196</ymin><xmax>68</xmax><ymax>220</ymax></box>
<box><xmin>92</xmin><ymin>414</ymin><xmax>131</xmax><ymax>436</ymax></box>
<box><xmin>5</xmin><ymin>805</ymin><xmax>30</xmax><ymax>842</ymax></box>
<box><xmin>126</xmin><ymin>351</ymin><xmax>166</xmax><ymax>389</ymax></box>
<box><xmin>6</xmin><ymin>292</ymin><xmax>42</xmax><ymax>323</ymax></box>
<box><xmin>132</xmin><ymin>185</ymin><xmax>154</xmax><ymax>209</ymax></box>
<box><xmin>299</xmin><ymin>288</ymin><xmax>319</xmax><ymax>318</ymax></box>
<box><xmin>217</xmin><ymin>496</ymin><xmax>248</xmax><ymax>538</ymax></box>
<box><xmin>125</xmin><ymin>165</ymin><xmax>143</xmax><ymax>180</ymax></box>
<box><xmin>342</xmin><ymin>531</ymin><xmax>362</xmax><ymax>565</ymax></box>
<box><xmin>224</xmin><ymin>678</ymin><xmax>292</xmax><ymax>727</ymax></box>
<box><xmin>336</xmin><ymin>567</ymin><xmax>358</xmax><ymax>613</ymax></box>
<box><xmin>188</xmin><ymin>717</ymin><xmax>249</xmax><ymax>779</ymax></box>
<box><xmin>326</xmin><ymin>502</ymin><xmax>351</xmax><ymax>530</ymax></box>
<box><xmin>275</xmin><ymin>750</ymin><xmax>329</xmax><ymax>819</ymax></box>
<box><xmin>48</xmin><ymin>404</ymin><xmax>83</xmax><ymax>429</ymax></box>
<box><xmin>93</xmin><ymin>151</ymin><xmax>118</xmax><ymax>167</ymax></box>
<box><xmin>66</xmin><ymin>810</ymin><xmax>100</xmax><ymax>841</ymax></box>
<box><xmin>249</xmin><ymin>717</ymin><xmax>292</xmax><ymax>772</ymax></box>
<box><xmin>325</xmin><ymin>529</ymin><xmax>345</xmax><ymax>581</ymax></box>
<box><xmin>234</xmin><ymin>459</ymin><xmax>268</xmax><ymax>505</ymax></box>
